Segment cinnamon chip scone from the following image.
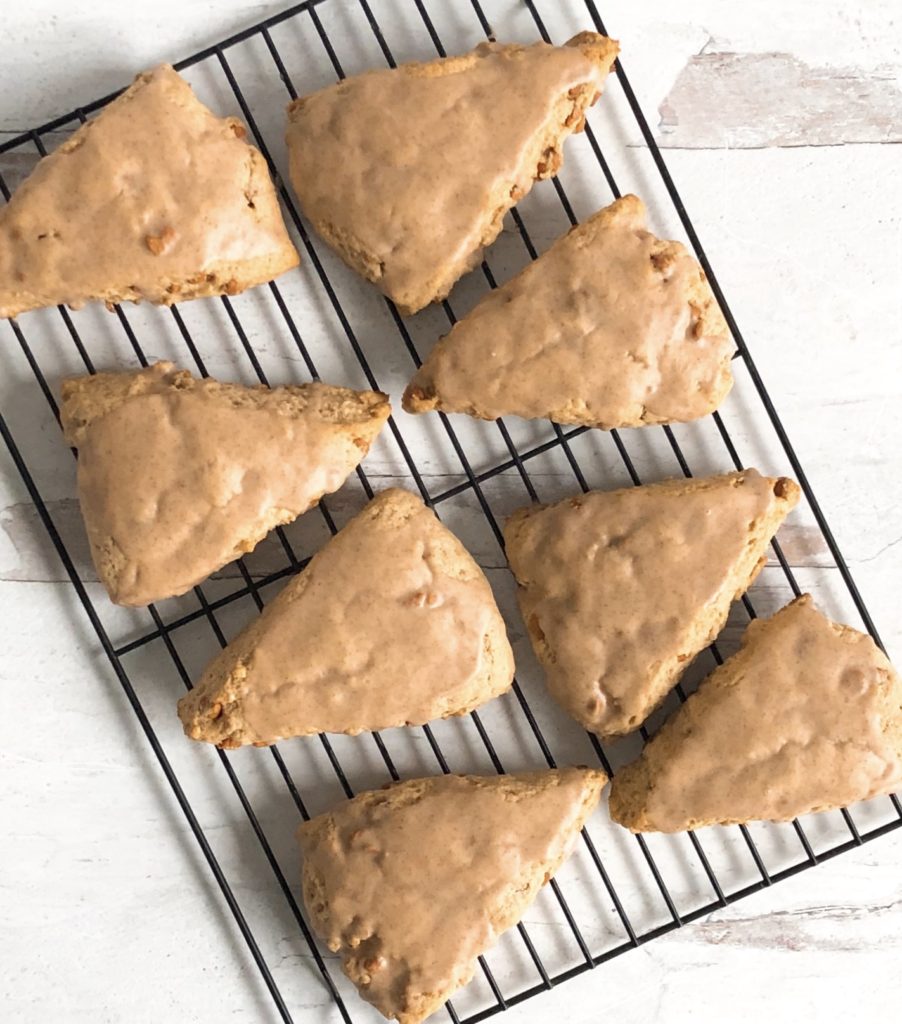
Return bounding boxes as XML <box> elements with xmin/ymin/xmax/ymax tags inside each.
<box><xmin>298</xmin><ymin>768</ymin><xmax>606</xmax><ymax>1024</ymax></box>
<box><xmin>0</xmin><ymin>65</ymin><xmax>298</xmax><ymax>318</ymax></box>
<box><xmin>285</xmin><ymin>32</ymin><xmax>618</xmax><ymax>315</ymax></box>
<box><xmin>61</xmin><ymin>362</ymin><xmax>389</xmax><ymax>606</ymax></box>
<box><xmin>178</xmin><ymin>488</ymin><xmax>515</xmax><ymax>745</ymax></box>
<box><xmin>404</xmin><ymin>194</ymin><xmax>733</xmax><ymax>427</ymax></box>
<box><xmin>609</xmin><ymin>595</ymin><xmax>902</xmax><ymax>832</ymax></box>
<box><xmin>504</xmin><ymin>470</ymin><xmax>800</xmax><ymax>736</ymax></box>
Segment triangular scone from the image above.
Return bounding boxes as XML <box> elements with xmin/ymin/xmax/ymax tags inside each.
<box><xmin>299</xmin><ymin>768</ymin><xmax>606</xmax><ymax>1024</ymax></box>
<box><xmin>504</xmin><ymin>470</ymin><xmax>801</xmax><ymax>736</ymax></box>
<box><xmin>610</xmin><ymin>596</ymin><xmax>902</xmax><ymax>832</ymax></box>
<box><xmin>285</xmin><ymin>33</ymin><xmax>618</xmax><ymax>315</ymax></box>
<box><xmin>61</xmin><ymin>362</ymin><xmax>389</xmax><ymax>606</ymax></box>
<box><xmin>178</xmin><ymin>488</ymin><xmax>515</xmax><ymax>745</ymax></box>
<box><xmin>404</xmin><ymin>194</ymin><xmax>733</xmax><ymax>427</ymax></box>
<box><xmin>0</xmin><ymin>65</ymin><xmax>298</xmax><ymax>318</ymax></box>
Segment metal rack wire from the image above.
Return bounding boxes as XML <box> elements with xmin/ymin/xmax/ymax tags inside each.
<box><xmin>1</xmin><ymin>1</ymin><xmax>900</xmax><ymax>1021</ymax></box>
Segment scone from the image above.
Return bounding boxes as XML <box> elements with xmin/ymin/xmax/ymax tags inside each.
<box><xmin>609</xmin><ymin>595</ymin><xmax>902</xmax><ymax>831</ymax></box>
<box><xmin>178</xmin><ymin>488</ymin><xmax>515</xmax><ymax>745</ymax></box>
<box><xmin>404</xmin><ymin>194</ymin><xmax>733</xmax><ymax>428</ymax></box>
<box><xmin>61</xmin><ymin>362</ymin><xmax>389</xmax><ymax>606</ymax></box>
<box><xmin>298</xmin><ymin>768</ymin><xmax>606</xmax><ymax>1024</ymax></box>
<box><xmin>0</xmin><ymin>65</ymin><xmax>298</xmax><ymax>318</ymax></box>
<box><xmin>504</xmin><ymin>470</ymin><xmax>800</xmax><ymax>736</ymax></box>
<box><xmin>285</xmin><ymin>32</ymin><xmax>618</xmax><ymax>315</ymax></box>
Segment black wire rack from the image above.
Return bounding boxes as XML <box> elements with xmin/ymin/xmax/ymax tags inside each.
<box><xmin>1</xmin><ymin>1</ymin><xmax>900</xmax><ymax>1021</ymax></box>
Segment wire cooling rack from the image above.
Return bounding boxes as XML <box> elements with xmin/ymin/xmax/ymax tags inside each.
<box><xmin>2</xmin><ymin>1</ymin><xmax>900</xmax><ymax>1021</ymax></box>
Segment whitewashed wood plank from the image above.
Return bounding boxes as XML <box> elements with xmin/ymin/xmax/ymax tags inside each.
<box><xmin>658</xmin><ymin>50</ymin><xmax>902</xmax><ymax>148</ymax></box>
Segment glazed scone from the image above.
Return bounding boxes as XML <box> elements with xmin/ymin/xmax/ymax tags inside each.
<box><xmin>61</xmin><ymin>362</ymin><xmax>389</xmax><ymax>606</ymax></box>
<box><xmin>609</xmin><ymin>595</ymin><xmax>902</xmax><ymax>831</ymax></box>
<box><xmin>504</xmin><ymin>470</ymin><xmax>800</xmax><ymax>736</ymax></box>
<box><xmin>285</xmin><ymin>32</ymin><xmax>618</xmax><ymax>315</ymax></box>
<box><xmin>0</xmin><ymin>65</ymin><xmax>298</xmax><ymax>318</ymax></box>
<box><xmin>178</xmin><ymin>488</ymin><xmax>515</xmax><ymax>746</ymax></box>
<box><xmin>298</xmin><ymin>768</ymin><xmax>606</xmax><ymax>1024</ymax></box>
<box><xmin>404</xmin><ymin>194</ymin><xmax>733</xmax><ymax>428</ymax></box>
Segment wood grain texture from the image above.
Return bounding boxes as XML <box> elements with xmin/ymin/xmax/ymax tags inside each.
<box><xmin>1</xmin><ymin>1</ymin><xmax>901</xmax><ymax>1023</ymax></box>
<box><xmin>659</xmin><ymin>50</ymin><xmax>902</xmax><ymax>148</ymax></box>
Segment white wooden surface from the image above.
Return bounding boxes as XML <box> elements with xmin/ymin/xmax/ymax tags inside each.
<box><xmin>2</xmin><ymin>1</ymin><xmax>902</xmax><ymax>1022</ymax></box>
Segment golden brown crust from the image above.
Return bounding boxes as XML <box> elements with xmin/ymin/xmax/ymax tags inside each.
<box><xmin>298</xmin><ymin>768</ymin><xmax>606</xmax><ymax>1024</ymax></box>
<box><xmin>285</xmin><ymin>33</ymin><xmax>618</xmax><ymax>315</ymax></box>
<box><xmin>61</xmin><ymin>362</ymin><xmax>389</xmax><ymax>606</ymax></box>
<box><xmin>0</xmin><ymin>65</ymin><xmax>298</xmax><ymax>318</ymax></box>
<box><xmin>60</xmin><ymin>363</ymin><xmax>386</xmax><ymax>447</ymax></box>
<box><xmin>609</xmin><ymin>595</ymin><xmax>902</xmax><ymax>831</ymax></box>
<box><xmin>177</xmin><ymin>488</ymin><xmax>515</xmax><ymax>746</ymax></box>
<box><xmin>403</xmin><ymin>194</ymin><xmax>732</xmax><ymax>428</ymax></box>
<box><xmin>504</xmin><ymin>470</ymin><xmax>801</xmax><ymax>736</ymax></box>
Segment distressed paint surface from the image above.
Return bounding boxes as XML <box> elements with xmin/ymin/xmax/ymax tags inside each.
<box><xmin>659</xmin><ymin>50</ymin><xmax>902</xmax><ymax>148</ymax></box>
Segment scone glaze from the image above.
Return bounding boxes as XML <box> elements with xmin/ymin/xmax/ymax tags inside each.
<box><xmin>404</xmin><ymin>194</ymin><xmax>734</xmax><ymax>428</ymax></box>
<box><xmin>285</xmin><ymin>33</ymin><xmax>618</xmax><ymax>315</ymax></box>
<box><xmin>0</xmin><ymin>65</ymin><xmax>298</xmax><ymax>318</ymax></box>
<box><xmin>298</xmin><ymin>768</ymin><xmax>606</xmax><ymax>1024</ymax></box>
<box><xmin>61</xmin><ymin>362</ymin><xmax>390</xmax><ymax>606</ymax></box>
<box><xmin>178</xmin><ymin>488</ymin><xmax>515</xmax><ymax>745</ymax></box>
<box><xmin>504</xmin><ymin>469</ymin><xmax>800</xmax><ymax>736</ymax></box>
<box><xmin>610</xmin><ymin>596</ymin><xmax>902</xmax><ymax>831</ymax></box>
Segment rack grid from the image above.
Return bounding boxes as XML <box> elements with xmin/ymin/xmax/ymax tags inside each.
<box><xmin>2</xmin><ymin>1</ymin><xmax>899</xmax><ymax>1021</ymax></box>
